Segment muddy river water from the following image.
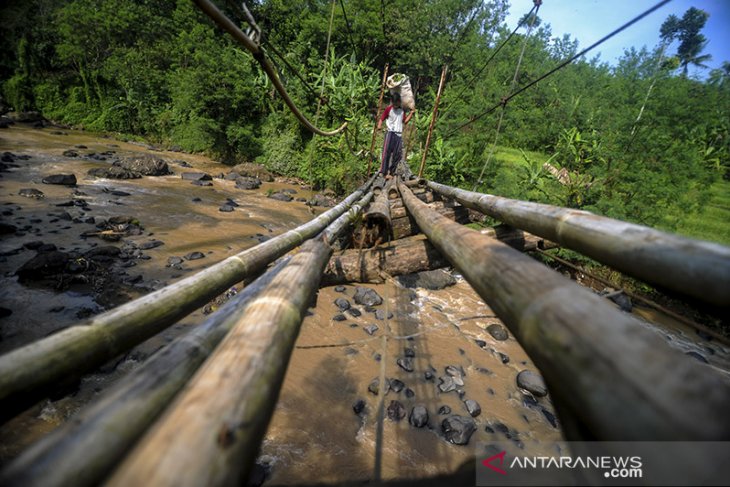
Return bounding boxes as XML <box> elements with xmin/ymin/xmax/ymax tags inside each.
<box><xmin>1</xmin><ymin>124</ymin><xmax>728</xmax><ymax>484</ymax></box>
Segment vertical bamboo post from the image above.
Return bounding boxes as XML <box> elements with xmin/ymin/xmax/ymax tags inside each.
<box><xmin>367</xmin><ymin>63</ymin><xmax>390</xmax><ymax>177</ymax></box>
<box><xmin>417</xmin><ymin>65</ymin><xmax>448</xmax><ymax>178</ymax></box>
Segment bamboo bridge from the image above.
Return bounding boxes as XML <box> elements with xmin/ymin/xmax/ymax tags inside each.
<box><xmin>0</xmin><ymin>174</ymin><xmax>729</xmax><ymax>486</ymax></box>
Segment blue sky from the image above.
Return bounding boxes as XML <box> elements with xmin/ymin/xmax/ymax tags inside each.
<box><xmin>504</xmin><ymin>0</ymin><xmax>730</xmax><ymax>77</ymax></box>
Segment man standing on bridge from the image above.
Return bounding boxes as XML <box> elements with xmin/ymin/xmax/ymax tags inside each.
<box><xmin>377</xmin><ymin>92</ymin><xmax>413</xmax><ymax>179</ymax></box>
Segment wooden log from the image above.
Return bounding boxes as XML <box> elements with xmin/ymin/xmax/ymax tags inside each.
<box><xmin>360</xmin><ymin>179</ymin><xmax>394</xmax><ymax>247</ymax></box>
<box><xmin>427</xmin><ymin>180</ymin><xmax>730</xmax><ymax>307</ymax></box>
<box><xmin>403</xmin><ymin>178</ymin><xmax>426</xmax><ymax>188</ymax></box>
<box><xmin>479</xmin><ymin>224</ymin><xmax>558</xmax><ymax>251</ymax></box>
<box><xmin>106</xmin><ymin>236</ymin><xmax>335</xmax><ymax>487</ymax></box>
<box><xmin>398</xmin><ymin>181</ymin><xmax>730</xmax><ymax>440</ymax></box>
<box><xmin>392</xmin><ymin>204</ymin><xmax>470</xmax><ymax>240</ymax></box>
<box><xmin>0</xmin><ymin>191</ymin><xmax>375</xmax><ymax>487</ymax></box>
<box><xmin>322</xmin><ymin>235</ymin><xmax>449</xmax><ymax>284</ymax></box>
<box><xmin>0</xmin><ymin>176</ymin><xmax>376</xmax><ymax>421</ymax></box>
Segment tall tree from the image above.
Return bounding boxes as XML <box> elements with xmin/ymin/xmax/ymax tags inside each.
<box><xmin>661</xmin><ymin>7</ymin><xmax>712</xmax><ymax>76</ymax></box>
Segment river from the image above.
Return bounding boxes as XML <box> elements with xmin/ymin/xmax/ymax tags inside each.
<box><xmin>1</xmin><ymin>123</ymin><xmax>727</xmax><ymax>484</ymax></box>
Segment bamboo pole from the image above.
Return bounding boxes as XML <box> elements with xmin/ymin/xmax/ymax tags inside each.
<box><xmin>361</xmin><ymin>179</ymin><xmax>394</xmax><ymax>246</ymax></box>
<box><xmin>426</xmin><ymin>180</ymin><xmax>730</xmax><ymax>307</ymax></box>
<box><xmin>0</xmin><ymin>191</ymin><xmax>374</xmax><ymax>487</ymax></box>
<box><xmin>0</xmin><ymin>176</ymin><xmax>375</xmax><ymax>420</ymax></box>
<box><xmin>106</xmin><ymin>236</ymin><xmax>337</xmax><ymax>487</ymax></box>
<box><xmin>398</xmin><ymin>181</ymin><xmax>730</xmax><ymax>440</ymax></box>
<box><xmin>417</xmin><ymin>65</ymin><xmax>448</xmax><ymax>178</ymax></box>
<box><xmin>366</xmin><ymin>63</ymin><xmax>389</xmax><ymax>177</ymax></box>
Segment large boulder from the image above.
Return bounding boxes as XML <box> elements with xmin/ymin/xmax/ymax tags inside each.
<box><xmin>229</xmin><ymin>163</ymin><xmax>274</xmax><ymax>182</ymax></box>
<box><xmin>16</xmin><ymin>251</ymin><xmax>70</xmax><ymax>282</ymax></box>
<box><xmin>87</xmin><ymin>166</ymin><xmax>142</xmax><ymax>179</ymax></box>
<box><xmin>115</xmin><ymin>155</ymin><xmax>170</xmax><ymax>176</ymax></box>
<box><xmin>42</xmin><ymin>174</ymin><xmax>76</xmax><ymax>186</ymax></box>
<box><xmin>353</xmin><ymin>287</ymin><xmax>383</xmax><ymax>307</ymax></box>
<box><xmin>235</xmin><ymin>177</ymin><xmax>262</xmax><ymax>190</ymax></box>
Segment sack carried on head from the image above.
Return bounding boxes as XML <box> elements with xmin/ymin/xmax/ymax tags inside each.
<box><xmin>386</xmin><ymin>73</ymin><xmax>416</xmax><ymax>110</ymax></box>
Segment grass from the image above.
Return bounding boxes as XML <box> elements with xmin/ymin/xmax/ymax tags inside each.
<box><xmin>672</xmin><ymin>179</ymin><xmax>730</xmax><ymax>247</ymax></box>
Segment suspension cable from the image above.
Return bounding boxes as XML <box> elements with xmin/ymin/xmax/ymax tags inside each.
<box><xmin>193</xmin><ymin>0</ymin><xmax>347</xmax><ymax>136</ymax></box>
<box><xmin>444</xmin><ymin>0</ymin><xmax>672</xmax><ymax>138</ymax></box>
<box><xmin>472</xmin><ymin>1</ymin><xmax>541</xmax><ymax>190</ymax></box>
<box><xmin>339</xmin><ymin>0</ymin><xmax>358</xmax><ymax>56</ymax></box>
<box><xmin>439</xmin><ymin>2</ymin><xmax>538</xmax><ymax>120</ymax></box>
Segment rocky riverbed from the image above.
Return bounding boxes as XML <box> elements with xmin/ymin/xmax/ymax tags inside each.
<box><xmin>1</xmin><ymin>122</ymin><xmax>729</xmax><ymax>485</ymax></box>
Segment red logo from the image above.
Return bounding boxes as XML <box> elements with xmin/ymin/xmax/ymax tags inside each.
<box><xmin>482</xmin><ymin>451</ymin><xmax>507</xmax><ymax>475</ymax></box>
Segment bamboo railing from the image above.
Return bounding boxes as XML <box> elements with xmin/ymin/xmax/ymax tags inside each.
<box><xmin>0</xmin><ymin>191</ymin><xmax>374</xmax><ymax>487</ymax></box>
<box><xmin>398</xmin><ymin>180</ymin><xmax>730</xmax><ymax>440</ymax></box>
<box><xmin>0</xmin><ymin>176</ymin><xmax>375</xmax><ymax>420</ymax></box>
<box><xmin>427</xmin><ymin>180</ymin><xmax>730</xmax><ymax>307</ymax></box>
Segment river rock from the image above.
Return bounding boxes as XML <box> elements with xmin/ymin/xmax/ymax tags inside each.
<box><xmin>386</xmin><ymin>400</ymin><xmax>406</xmax><ymax>421</ymax></box>
<box><xmin>353</xmin><ymin>399</ymin><xmax>366</xmax><ymax>415</ymax></box>
<box><xmin>397</xmin><ymin>357</ymin><xmax>414</xmax><ymax>372</ymax></box>
<box><xmin>438</xmin><ymin>405</ymin><xmax>452</xmax><ymax>415</ymax></box>
<box><xmin>397</xmin><ymin>269</ymin><xmax>456</xmax><ymax>290</ymax></box>
<box><xmin>389</xmin><ymin>379</ymin><xmax>405</xmax><ymax>392</ymax></box>
<box><xmin>181</xmin><ymin>172</ymin><xmax>212</xmax><ymax>181</ymax></box>
<box><xmin>167</xmin><ymin>256</ymin><xmax>184</xmax><ymax>266</ymax></box>
<box><xmin>190</xmin><ymin>180</ymin><xmax>212</xmax><ymax>186</ymax></box>
<box><xmin>184</xmin><ymin>251</ymin><xmax>205</xmax><ymax>260</ymax></box>
<box><xmin>332</xmin><ymin>313</ymin><xmax>346</xmax><ymax>321</ymax></box>
<box><xmin>405</xmin><ymin>388</ymin><xmax>415</xmax><ymax>398</ymax></box>
<box><xmin>62</xmin><ymin>149</ymin><xmax>79</xmax><ymax>157</ymax></box>
<box><xmin>404</xmin><ymin>347</ymin><xmax>415</xmax><ymax>358</ymax></box>
<box><xmin>138</xmin><ymin>239</ymin><xmax>164</xmax><ymax>250</ymax></box>
<box><xmin>516</xmin><ymin>370</ymin><xmax>548</xmax><ymax>397</ymax></box>
<box><xmin>608</xmin><ymin>292</ymin><xmax>633</xmax><ymax>312</ymax></box>
<box><xmin>368</xmin><ymin>378</ymin><xmax>389</xmax><ymax>395</ymax></box>
<box><xmin>42</xmin><ymin>174</ymin><xmax>77</xmax><ymax>186</ymax></box>
<box><xmin>88</xmin><ymin>166</ymin><xmax>141</xmax><ymax>179</ymax></box>
<box><xmin>116</xmin><ymin>155</ymin><xmax>170</xmax><ymax>175</ymax></box>
<box><xmin>438</xmin><ymin>376</ymin><xmax>457</xmax><ymax>393</ymax></box>
<box><xmin>219</xmin><ymin>204</ymin><xmax>234</xmax><ymax>212</ymax></box>
<box><xmin>363</xmin><ymin>324</ymin><xmax>379</xmax><ymax>335</ymax></box>
<box><xmin>334</xmin><ymin>285</ymin><xmax>346</xmax><ymax>293</ymax></box>
<box><xmin>334</xmin><ymin>298</ymin><xmax>351</xmax><ymax>311</ymax></box>
<box><xmin>498</xmin><ymin>352</ymin><xmax>510</xmax><ymax>364</ymax></box>
<box><xmin>346</xmin><ymin>307</ymin><xmax>361</xmax><ymax>317</ymax></box>
<box><xmin>268</xmin><ymin>192</ymin><xmax>293</xmax><ymax>202</ymax></box>
<box><xmin>409</xmin><ymin>405</ymin><xmax>429</xmax><ymax>428</ymax></box>
<box><xmin>16</xmin><ymin>251</ymin><xmax>70</xmax><ymax>281</ymax></box>
<box><xmin>686</xmin><ymin>351</ymin><xmax>708</xmax><ymax>364</ymax></box>
<box><xmin>487</xmin><ymin>323</ymin><xmax>508</xmax><ymax>341</ymax></box>
<box><xmin>229</xmin><ymin>163</ymin><xmax>274</xmax><ymax>182</ymax></box>
<box><xmin>353</xmin><ymin>287</ymin><xmax>383</xmax><ymax>307</ymax></box>
<box><xmin>235</xmin><ymin>177</ymin><xmax>262</xmax><ymax>190</ymax></box>
<box><xmin>18</xmin><ymin>188</ymin><xmax>44</xmax><ymax>199</ymax></box>
<box><xmin>307</xmin><ymin>193</ymin><xmax>336</xmax><ymax>208</ymax></box>
<box><xmin>464</xmin><ymin>399</ymin><xmax>481</xmax><ymax>417</ymax></box>
<box><xmin>442</xmin><ymin>415</ymin><xmax>477</xmax><ymax>445</ymax></box>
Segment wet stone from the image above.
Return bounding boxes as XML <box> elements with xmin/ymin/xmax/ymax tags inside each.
<box><xmin>349</xmin><ymin>323</ymin><xmax>358</xmax><ymax>328</ymax></box>
<box><xmin>445</xmin><ymin>365</ymin><xmax>464</xmax><ymax>378</ymax></box>
<box><xmin>268</xmin><ymin>192</ymin><xmax>293</xmax><ymax>202</ymax></box>
<box><xmin>363</xmin><ymin>324</ymin><xmax>379</xmax><ymax>335</ymax></box>
<box><xmin>475</xmin><ymin>339</ymin><xmax>487</xmax><ymax>348</ymax></box>
<box><xmin>405</xmin><ymin>388</ymin><xmax>415</xmax><ymax>398</ymax></box>
<box><xmin>397</xmin><ymin>357</ymin><xmax>414</xmax><ymax>372</ymax></box>
<box><xmin>334</xmin><ymin>285</ymin><xmax>346</xmax><ymax>293</ymax></box>
<box><xmin>438</xmin><ymin>405</ymin><xmax>452</xmax><ymax>415</ymax></box>
<box><xmin>334</xmin><ymin>298</ymin><xmax>351</xmax><ymax>311</ymax></box>
<box><xmin>487</xmin><ymin>323</ymin><xmax>508</xmax><ymax>341</ymax></box>
<box><xmin>438</xmin><ymin>376</ymin><xmax>457</xmax><ymax>393</ymax></box>
<box><xmin>167</xmin><ymin>256</ymin><xmax>184</xmax><ymax>266</ymax></box>
<box><xmin>389</xmin><ymin>379</ymin><xmax>405</xmax><ymax>393</ymax></box>
<box><xmin>442</xmin><ymin>415</ymin><xmax>477</xmax><ymax>445</ymax></box>
<box><xmin>42</xmin><ymin>174</ymin><xmax>77</xmax><ymax>185</ymax></box>
<box><xmin>190</xmin><ymin>180</ymin><xmax>212</xmax><ymax>187</ymax></box>
<box><xmin>332</xmin><ymin>314</ymin><xmax>347</xmax><ymax>322</ymax></box>
<box><xmin>353</xmin><ymin>286</ymin><xmax>383</xmax><ymax>307</ymax></box>
<box><xmin>138</xmin><ymin>239</ymin><xmax>164</xmax><ymax>250</ymax></box>
<box><xmin>181</xmin><ymin>172</ymin><xmax>212</xmax><ymax>181</ymax></box>
<box><xmin>409</xmin><ymin>406</ymin><xmax>429</xmax><ymax>428</ymax></box>
<box><xmin>424</xmin><ymin>370</ymin><xmax>435</xmax><ymax>382</ymax></box>
<box><xmin>19</xmin><ymin>188</ymin><xmax>44</xmax><ymax>199</ymax></box>
<box><xmin>346</xmin><ymin>308</ymin><xmax>361</xmax><ymax>317</ymax></box>
<box><xmin>184</xmin><ymin>251</ymin><xmax>205</xmax><ymax>261</ymax></box>
<box><xmin>62</xmin><ymin>149</ymin><xmax>79</xmax><ymax>157</ymax></box>
<box><xmin>464</xmin><ymin>399</ymin><xmax>481</xmax><ymax>418</ymax></box>
<box><xmin>516</xmin><ymin>370</ymin><xmax>548</xmax><ymax>397</ymax></box>
<box><xmin>386</xmin><ymin>400</ymin><xmax>406</xmax><ymax>421</ymax></box>
<box><xmin>219</xmin><ymin>205</ymin><xmax>234</xmax><ymax>212</ymax></box>
<box><xmin>353</xmin><ymin>399</ymin><xmax>366</xmax><ymax>415</ymax></box>
<box><xmin>368</xmin><ymin>378</ymin><xmax>389</xmax><ymax>395</ymax></box>
<box><xmin>498</xmin><ymin>352</ymin><xmax>510</xmax><ymax>364</ymax></box>
<box><xmin>404</xmin><ymin>347</ymin><xmax>415</xmax><ymax>358</ymax></box>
